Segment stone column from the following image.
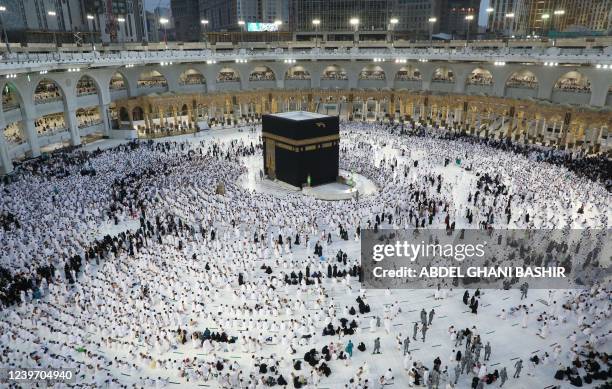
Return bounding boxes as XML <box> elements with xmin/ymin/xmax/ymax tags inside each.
<box><xmin>187</xmin><ymin>106</ymin><xmax>193</xmax><ymax>126</ymax></box>
<box><xmin>127</xmin><ymin>108</ymin><xmax>135</xmax><ymax>130</ymax></box>
<box><xmin>64</xmin><ymin>99</ymin><xmax>81</xmax><ymax>146</ymax></box>
<box><xmin>100</xmin><ymin>104</ymin><xmax>111</xmax><ymax>136</ymax></box>
<box><xmin>144</xmin><ymin>110</ymin><xmax>151</xmax><ymax>130</ymax></box>
<box><xmin>156</xmin><ymin>108</ymin><xmax>162</xmax><ymax>127</ymax></box>
<box><xmin>0</xmin><ymin>120</ymin><xmax>13</xmax><ymax>174</ymax></box>
<box><xmin>23</xmin><ymin>118</ymin><xmax>41</xmax><ymax>157</ymax></box>
<box><xmin>172</xmin><ymin>106</ymin><xmax>179</xmax><ymax>128</ymax></box>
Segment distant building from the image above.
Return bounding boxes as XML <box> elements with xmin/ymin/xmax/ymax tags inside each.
<box><xmin>563</xmin><ymin>0</ymin><xmax>611</xmax><ymax>34</ymax></box>
<box><xmin>152</xmin><ymin>7</ymin><xmax>174</xmax><ymax>43</ymax></box>
<box><xmin>2</xmin><ymin>0</ymin><xmax>88</xmax><ymax>32</ymax></box>
<box><xmin>199</xmin><ymin>0</ymin><xmax>289</xmax><ymax>32</ymax></box>
<box><xmin>290</xmin><ymin>0</ymin><xmax>439</xmax><ymax>39</ymax></box>
<box><xmin>84</xmin><ymin>0</ymin><xmax>147</xmax><ymax>43</ymax></box>
<box><xmin>171</xmin><ymin>0</ymin><xmax>201</xmax><ymax>41</ymax></box>
<box><xmin>487</xmin><ymin>0</ymin><xmax>529</xmax><ymax>37</ymax></box>
<box><xmin>438</xmin><ymin>0</ymin><xmax>480</xmax><ymax>39</ymax></box>
<box><xmin>145</xmin><ymin>11</ymin><xmax>161</xmax><ymax>43</ymax></box>
<box><xmin>0</xmin><ymin>0</ymin><xmax>95</xmax><ymax>44</ymax></box>
<box><xmin>510</xmin><ymin>0</ymin><xmax>612</xmax><ymax>36</ymax></box>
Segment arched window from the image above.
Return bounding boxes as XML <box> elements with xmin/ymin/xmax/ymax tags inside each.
<box><xmin>395</xmin><ymin>66</ymin><xmax>421</xmax><ymax>81</ymax></box>
<box><xmin>2</xmin><ymin>82</ymin><xmax>21</xmax><ymax>112</ymax></box>
<box><xmin>432</xmin><ymin>67</ymin><xmax>454</xmax><ymax>83</ymax></box>
<box><xmin>132</xmin><ymin>106</ymin><xmax>144</xmax><ymax>121</ymax></box>
<box><xmin>322</xmin><ymin>65</ymin><xmax>348</xmax><ymax>80</ymax></box>
<box><xmin>179</xmin><ymin>69</ymin><xmax>206</xmax><ymax>85</ymax></box>
<box><xmin>359</xmin><ymin>65</ymin><xmax>386</xmax><ymax>80</ymax></box>
<box><xmin>137</xmin><ymin>70</ymin><xmax>168</xmax><ymax>88</ymax></box>
<box><xmin>76</xmin><ymin>107</ymin><xmax>102</xmax><ymax>128</ymax></box>
<box><xmin>34</xmin><ymin>79</ymin><xmax>63</xmax><ymax>104</ymax></box>
<box><xmin>35</xmin><ymin>113</ymin><xmax>67</xmax><ymax>137</ymax></box>
<box><xmin>506</xmin><ymin>70</ymin><xmax>538</xmax><ymax>89</ymax></box>
<box><xmin>3</xmin><ymin>121</ymin><xmax>24</xmax><ymax>144</ymax></box>
<box><xmin>119</xmin><ymin>107</ymin><xmax>130</xmax><ymax>122</ymax></box>
<box><xmin>285</xmin><ymin>66</ymin><xmax>311</xmax><ymax>80</ymax></box>
<box><xmin>110</xmin><ymin>73</ymin><xmax>127</xmax><ymax>91</ymax></box>
<box><xmin>217</xmin><ymin>68</ymin><xmax>240</xmax><ymax>83</ymax></box>
<box><xmin>467</xmin><ymin>68</ymin><xmax>493</xmax><ymax>86</ymax></box>
<box><xmin>76</xmin><ymin>75</ymin><xmax>99</xmax><ymax>96</ymax></box>
<box><xmin>249</xmin><ymin>66</ymin><xmax>276</xmax><ymax>81</ymax></box>
<box><xmin>554</xmin><ymin>71</ymin><xmax>591</xmax><ymax>93</ymax></box>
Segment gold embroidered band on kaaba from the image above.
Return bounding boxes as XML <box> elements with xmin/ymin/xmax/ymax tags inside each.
<box><xmin>262</xmin><ymin>132</ymin><xmax>340</xmax><ymax>152</ymax></box>
<box><xmin>262</xmin><ymin>132</ymin><xmax>340</xmax><ymax>145</ymax></box>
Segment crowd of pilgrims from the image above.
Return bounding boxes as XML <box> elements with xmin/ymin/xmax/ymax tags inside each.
<box><xmin>217</xmin><ymin>71</ymin><xmax>240</xmax><ymax>83</ymax></box>
<box><xmin>2</xmin><ymin>110</ymin><xmax>104</xmax><ymax>146</ymax></box>
<box><xmin>395</xmin><ymin>71</ymin><xmax>422</xmax><ymax>81</ymax></box>
<box><xmin>0</xmin><ymin>119</ymin><xmax>610</xmax><ymax>388</ymax></box>
<box><xmin>358</xmin><ymin>71</ymin><xmax>385</xmax><ymax>81</ymax></box>
<box><xmin>554</xmin><ymin>77</ymin><xmax>591</xmax><ymax>93</ymax></box>
<box><xmin>432</xmin><ymin>70</ymin><xmax>454</xmax><ymax>83</ymax></box>
<box><xmin>250</xmin><ymin>70</ymin><xmax>276</xmax><ymax>81</ymax></box>
<box><xmin>76</xmin><ymin>78</ymin><xmax>98</xmax><ymax>97</ymax></box>
<box><xmin>285</xmin><ymin>71</ymin><xmax>310</xmax><ymax>81</ymax></box>
<box><xmin>34</xmin><ymin>82</ymin><xmax>62</xmax><ymax>104</ymax></box>
<box><xmin>137</xmin><ymin>76</ymin><xmax>168</xmax><ymax>88</ymax></box>
<box><xmin>179</xmin><ymin>74</ymin><xmax>206</xmax><ymax>86</ymax></box>
<box><xmin>3</xmin><ymin>122</ymin><xmax>23</xmax><ymax>144</ymax></box>
<box><xmin>322</xmin><ymin>70</ymin><xmax>348</xmax><ymax>80</ymax></box>
<box><xmin>506</xmin><ymin>73</ymin><xmax>538</xmax><ymax>89</ymax></box>
<box><xmin>411</xmin><ymin>127</ymin><xmax>612</xmax><ymax>191</ymax></box>
<box><xmin>467</xmin><ymin>72</ymin><xmax>493</xmax><ymax>86</ymax></box>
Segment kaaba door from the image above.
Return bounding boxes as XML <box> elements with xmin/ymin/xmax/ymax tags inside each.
<box><xmin>265</xmin><ymin>139</ymin><xmax>276</xmax><ymax>178</ymax></box>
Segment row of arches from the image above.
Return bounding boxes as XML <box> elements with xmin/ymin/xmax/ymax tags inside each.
<box><xmin>4</xmin><ymin>68</ymin><xmax>595</xmax><ymax>114</ymax></box>
<box><xmin>1</xmin><ymin>66</ymin><xmax>600</xmax><ymax>116</ymax></box>
<box><xmin>108</xmin><ymin>91</ymin><xmax>610</xmax><ymax>155</ymax></box>
<box><xmin>118</xmin><ymin>104</ymin><xmax>193</xmax><ymax>123</ymax></box>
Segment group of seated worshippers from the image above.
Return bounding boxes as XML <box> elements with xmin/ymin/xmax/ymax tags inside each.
<box><xmin>356</xmin><ymin>295</ymin><xmax>371</xmax><ymax>314</ymax></box>
<box><xmin>326</xmin><ymin>262</ymin><xmax>361</xmax><ymax>280</ymax></box>
<box><xmin>470</xmin><ymin>370</ymin><xmax>500</xmax><ymax>387</ymax></box>
<box><xmin>554</xmin><ymin>350</ymin><xmax>611</xmax><ymax>387</ymax></box>
<box><xmin>0</xmin><ymin>211</ymin><xmax>20</xmax><ymax>231</ymax></box>
<box><xmin>190</xmin><ymin>328</ymin><xmax>235</xmax><ymax>345</ymax></box>
<box><xmin>284</xmin><ymin>270</ymin><xmax>322</xmax><ymax>285</ymax></box>
<box><xmin>253</xmin><ymin>358</ymin><xmax>288</xmax><ymax>386</ymax></box>
<box><xmin>300</xmin><ymin>348</ymin><xmax>332</xmax><ymax>377</ymax></box>
<box><xmin>322</xmin><ymin>315</ymin><xmax>359</xmax><ymax>336</ymax></box>
<box><xmin>463</xmin><ymin>288</ymin><xmax>482</xmax><ymax>314</ymax></box>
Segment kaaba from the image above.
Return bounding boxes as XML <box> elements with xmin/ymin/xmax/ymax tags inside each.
<box><xmin>262</xmin><ymin>111</ymin><xmax>339</xmax><ymax>188</ymax></box>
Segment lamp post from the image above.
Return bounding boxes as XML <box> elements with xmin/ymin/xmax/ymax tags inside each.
<box><xmin>201</xmin><ymin>19</ymin><xmax>209</xmax><ymax>48</ymax></box>
<box><xmin>0</xmin><ymin>6</ymin><xmax>10</xmax><ymax>54</ymax></box>
<box><xmin>274</xmin><ymin>20</ymin><xmax>282</xmax><ymax>47</ymax></box>
<box><xmin>541</xmin><ymin>13</ymin><xmax>550</xmax><ymax>37</ymax></box>
<box><xmin>428</xmin><ymin>17</ymin><xmax>437</xmax><ymax>45</ymax></box>
<box><xmin>505</xmin><ymin>13</ymin><xmax>515</xmax><ymax>38</ymax></box>
<box><xmin>159</xmin><ymin>17</ymin><xmax>169</xmax><ymax>48</ymax></box>
<box><xmin>552</xmin><ymin>9</ymin><xmax>565</xmax><ymax>40</ymax></box>
<box><xmin>389</xmin><ymin>18</ymin><xmax>398</xmax><ymax>46</ymax></box>
<box><xmin>349</xmin><ymin>17</ymin><xmax>359</xmax><ymax>47</ymax></box>
<box><xmin>465</xmin><ymin>15</ymin><xmax>474</xmax><ymax>46</ymax></box>
<box><xmin>117</xmin><ymin>17</ymin><xmax>126</xmax><ymax>48</ymax></box>
<box><xmin>238</xmin><ymin>20</ymin><xmax>245</xmax><ymax>47</ymax></box>
<box><xmin>86</xmin><ymin>14</ymin><xmax>95</xmax><ymax>51</ymax></box>
<box><xmin>485</xmin><ymin>7</ymin><xmax>494</xmax><ymax>36</ymax></box>
<box><xmin>47</xmin><ymin>11</ymin><xmax>58</xmax><ymax>50</ymax></box>
<box><xmin>312</xmin><ymin>19</ymin><xmax>320</xmax><ymax>48</ymax></box>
